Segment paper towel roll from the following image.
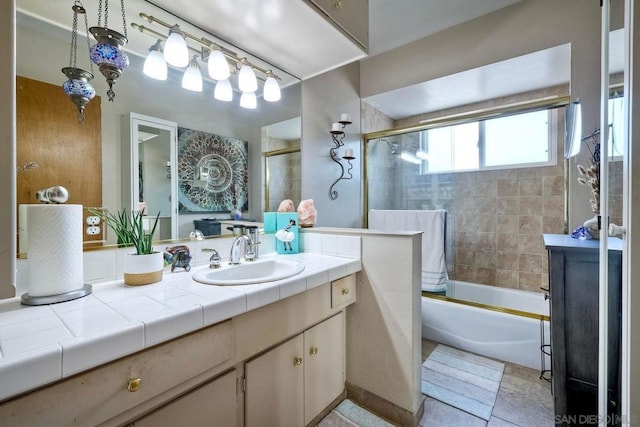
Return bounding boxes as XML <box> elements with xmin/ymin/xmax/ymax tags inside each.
<box><xmin>26</xmin><ymin>204</ymin><xmax>84</xmax><ymax>297</ymax></box>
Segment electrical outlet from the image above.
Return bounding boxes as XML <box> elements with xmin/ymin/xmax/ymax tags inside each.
<box><xmin>86</xmin><ymin>225</ymin><xmax>101</xmax><ymax>235</ymax></box>
<box><xmin>86</xmin><ymin>215</ymin><xmax>101</xmax><ymax>226</ymax></box>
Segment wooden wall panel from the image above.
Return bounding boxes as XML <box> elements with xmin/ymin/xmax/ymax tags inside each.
<box><xmin>16</xmin><ymin>76</ymin><xmax>102</xmax><ymax>247</ymax></box>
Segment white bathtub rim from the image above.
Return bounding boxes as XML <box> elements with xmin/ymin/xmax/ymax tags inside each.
<box><xmin>421</xmin><ymin>295</ymin><xmax>551</xmax><ymax>370</ymax></box>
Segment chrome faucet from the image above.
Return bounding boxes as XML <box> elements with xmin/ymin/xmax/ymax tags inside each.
<box><xmin>229</xmin><ymin>235</ymin><xmax>254</xmax><ymax>265</ymax></box>
<box><xmin>202</xmin><ymin>248</ymin><xmax>222</xmax><ymax>269</ymax></box>
<box><xmin>245</xmin><ymin>226</ymin><xmax>261</xmax><ymax>259</ymax></box>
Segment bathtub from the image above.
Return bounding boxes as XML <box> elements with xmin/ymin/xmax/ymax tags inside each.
<box><xmin>422</xmin><ymin>280</ymin><xmax>551</xmax><ymax>370</ymax></box>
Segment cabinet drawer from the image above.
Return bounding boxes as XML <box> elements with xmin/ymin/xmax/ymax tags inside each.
<box><xmin>131</xmin><ymin>370</ymin><xmax>237</xmax><ymax>427</ymax></box>
<box><xmin>331</xmin><ymin>274</ymin><xmax>356</xmax><ymax>309</ymax></box>
<box><xmin>0</xmin><ymin>320</ymin><xmax>233</xmax><ymax>426</ymax></box>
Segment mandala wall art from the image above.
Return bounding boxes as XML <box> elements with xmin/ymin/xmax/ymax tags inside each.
<box><xmin>177</xmin><ymin>127</ymin><xmax>249</xmax><ymax>213</ymax></box>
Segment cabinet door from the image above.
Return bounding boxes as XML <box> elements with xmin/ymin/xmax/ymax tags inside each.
<box><xmin>304</xmin><ymin>312</ymin><xmax>345</xmax><ymax>425</ymax></box>
<box><xmin>245</xmin><ymin>334</ymin><xmax>304</xmax><ymax>427</ymax></box>
<box><xmin>131</xmin><ymin>370</ymin><xmax>237</xmax><ymax>427</ymax></box>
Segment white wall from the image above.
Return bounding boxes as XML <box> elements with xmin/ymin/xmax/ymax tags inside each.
<box><xmin>360</xmin><ymin>0</ymin><xmax>606</xmax><ymax>230</ymax></box>
<box><xmin>0</xmin><ymin>0</ymin><xmax>15</xmax><ymax>299</ymax></box>
<box><xmin>301</xmin><ymin>62</ymin><xmax>363</xmax><ymax>228</ymax></box>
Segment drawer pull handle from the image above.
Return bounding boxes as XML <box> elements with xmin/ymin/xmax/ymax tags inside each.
<box><xmin>342</xmin><ymin>288</ymin><xmax>350</xmax><ymax>295</ymax></box>
<box><xmin>293</xmin><ymin>357</ymin><xmax>303</xmax><ymax>366</ymax></box>
<box><xmin>310</xmin><ymin>346</ymin><xmax>318</xmax><ymax>356</ymax></box>
<box><xmin>127</xmin><ymin>377</ymin><xmax>142</xmax><ymax>392</ymax></box>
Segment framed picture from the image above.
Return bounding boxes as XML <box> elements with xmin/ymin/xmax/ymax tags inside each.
<box><xmin>177</xmin><ymin>127</ymin><xmax>249</xmax><ymax>213</ymax></box>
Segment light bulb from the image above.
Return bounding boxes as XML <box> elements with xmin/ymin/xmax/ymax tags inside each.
<box><xmin>163</xmin><ymin>27</ymin><xmax>189</xmax><ymax>67</ymax></box>
<box><xmin>400</xmin><ymin>151</ymin><xmax>421</xmax><ymax>164</ymax></box>
<box><xmin>181</xmin><ymin>62</ymin><xmax>203</xmax><ymax>92</ymax></box>
<box><xmin>214</xmin><ymin>79</ymin><xmax>233</xmax><ymax>101</ymax></box>
<box><xmin>263</xmin><ymin>75</ymin><xmax>281</xmax><ymax>102</ymax></box>
<box><xmin>415</xmin><ymin>150</ymin><xmax>429</xmax><ymax>160</ymax></box>
<box><xmin>208</xmin><ymin>49</ymin><xmax>230</xmax><ymax>80</ymax></box>
<box><xmin>240</xmin><ymin>92</ymin><xmax>257</xmax><ymax>109</ymax></box>
<box><xmin>143</xmin><ymin>49</ymin><xmax>167</xmax><ymax>80</ymax></box>
<box><xmin>238</xmin><ymin>63</ymin><xmax>258</xmax><ymax>93</ymax></box>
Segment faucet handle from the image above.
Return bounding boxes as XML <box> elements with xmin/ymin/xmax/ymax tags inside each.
<box><xmin>244</xmin><ymin>248</ymin><xmax>255</xmax><ymax>262</ymax></box>
<box><xmin>202</xmin><ymin>248</ymin><xmax>221</xmax><ymax>268</ymax></box>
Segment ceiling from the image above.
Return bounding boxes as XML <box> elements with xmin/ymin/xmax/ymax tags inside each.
<box><xmin>17</xmin><ymin>0</ymin><xmax>522</xmax><ymax>82</ymax></box>
<box><xmin>22</xmin><ymin>0</ymin><xmax>622</xmax><ymax>121</ymax></box>
<box><xmin>368</xmin><ymin>0</ymin><xmax>521</xmax><ymax>56</ymax></box>
<box><xmin>364</xmin><ymin>44</ymin><xmax>572</xmax><ymax>120</ymax></box>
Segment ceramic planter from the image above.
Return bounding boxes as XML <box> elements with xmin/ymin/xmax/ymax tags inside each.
<box><xmin>123</xmin><ymin>251</ymin><xmax>163</xmax><ymax>286</ymax></box>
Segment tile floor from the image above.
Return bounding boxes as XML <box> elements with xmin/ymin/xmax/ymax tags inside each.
<box><xmin>419</xmin><ymin>339</ymin><xmax>555</xmax><ymax>427</ymax></box>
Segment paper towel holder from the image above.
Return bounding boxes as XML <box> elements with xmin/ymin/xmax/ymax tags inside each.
<box><xmin>21</xmin><ymin>284</ymin><xmax>93</xmax><ymax>306</ymax></box>
<box><xmin>21</xmin><ymin>194</ymin><xmax>93</xmax><ymax>306</ymax></box>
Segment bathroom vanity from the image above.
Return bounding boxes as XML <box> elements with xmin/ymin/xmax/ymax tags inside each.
<box><xmin>0</xmin><ymin>253</ymin><xmax>359</xmax><ymax>426</ymax></box>
<box><xmin>544</xmin><ymin>234</ymin><xmax>622</xmax><ymax>425</ymax></box>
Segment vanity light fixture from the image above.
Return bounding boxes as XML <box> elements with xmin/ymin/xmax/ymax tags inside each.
<box><xmin>240</xmin><ymin>91</ymin><xmax>257</xmax><ymax>109</ymax></box>
<box><xmin>238</xmin><ymin>59</ymin><xmax>258</xmax><ymax>93</ymax></box>
<box><xmin>263</xmin><ymin>70</ymin><xmax>281</xmax><ymax>102</ymax></box>
<box><xmin>214</xmin><ymin>79</ymin><xmax>233</xmax><ymax>101</ymax></box>
<box><xmin>88</xmin><ymin>0</ymin><xmax>130</xmax><ymax>101</ymax></box>
<box><xmin>142</xmin><ymin>39</ymin><xmax>167</xmax><ymax>80</ymax></box>
<box><xmin>163</xmin><ymin>24</ymin><xmax>189</xmax><ymax>67</ymax></box>
<box><xmin>61</xmin><ymin>0</ymin><xmax>96</xmax><ymax>123</ymax></box>
<box><xmin>208</xmin><ymin>46</ymin><xmax>231</xmax><ymax>80</ymax></box>
<box><xmin>181</xmin><ymin>55</ymin><xmax>203</xmax><ymax>92</ymax></box>
<box><xmin>329</xmin><ymin>113</ymin><xmax>355</xmax><ymax>200</ymax></box>
<box><xmin>132</xmin><ymin>13</ymin><xmax>282</xmax><ymax>108</ymax></box>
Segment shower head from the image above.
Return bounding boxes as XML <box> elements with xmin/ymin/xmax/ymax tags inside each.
<box><xmin>380</xmin><ymin>139</ymin><xmax>400</xmax><ymax>155</ymax></box>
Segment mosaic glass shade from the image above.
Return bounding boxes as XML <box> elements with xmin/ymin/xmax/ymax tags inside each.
<box><xmin>89</xmin><ymin>27</ymin><xmax>129</xmax><ymax>101</ymax></box>
<box><xmin>61</xmin><ymin>67</ymin><xmax>95</xmax><ymax>122</ymax></box>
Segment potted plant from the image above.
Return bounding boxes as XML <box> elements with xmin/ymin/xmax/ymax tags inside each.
<box><xmin>91</xmin><ymin>208</ymin><xmax>164</xmax><ymax>286</ymax></box>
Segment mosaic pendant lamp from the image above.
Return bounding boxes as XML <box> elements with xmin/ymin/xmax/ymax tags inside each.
<box><xmin>89</xmin><ymin>0</ymin><xmax>129</xmax><ymax>101</ymax></box>
<box><xmin>61</xmin><ymin>1</ymin><xmax>95</xmax><ymax>123</ymax></box>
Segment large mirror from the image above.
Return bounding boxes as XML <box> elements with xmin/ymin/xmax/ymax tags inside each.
<box><xmin>361</xmin><ymin>34</ymin><xmax>624</xmax><ymax>310</ymax></box>
<box><xmin>123</xmin><ymin>113</ymin><xmax>178</xmax><ymax>240</ymax></box>
<box><xmin>262</xmin><ymin>117</ymin><xmax>302</xmax><ymax>212</ymax></box>
<box><xmin>15</xmin><ymin>1</ymin><xmax>302</xmax><ymax>252</ymax></box>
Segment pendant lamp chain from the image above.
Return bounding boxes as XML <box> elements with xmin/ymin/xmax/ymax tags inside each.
<box><xmin>89</xmin><ymin>0</ymin><xmax>130</xmax><ymax>101</ymax></box>
<box><xmin>62</xmin><ymin>0</ymin><xmax>96</xmax><ymax>122</ymax></box>
<box><xmin>68</xmin><ymin>1</ymin><xmax>93</xmax><ymax>75</ymax></box>
<box><xmin>96</xmin><ymin>0</ymin><xmax>128</xmax><ymax>38</ymax></box>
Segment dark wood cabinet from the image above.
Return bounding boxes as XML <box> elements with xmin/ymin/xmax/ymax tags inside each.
<box><xmin>544</xmin><ymin>234</ymin><xmax>622</xmax><ymax>426</ymax></box>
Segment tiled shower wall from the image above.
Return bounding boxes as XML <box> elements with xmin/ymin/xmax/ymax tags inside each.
<box><xmin>364</xmin><ymin>86</ymin><xmax>624</xmax><ymax>294</ymax></box>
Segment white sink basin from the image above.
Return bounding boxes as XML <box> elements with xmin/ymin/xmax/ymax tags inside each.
<box><xmin>192</xmin><ymin>258</ymin><xmax>305</xmax><ymax>285</ymax></box>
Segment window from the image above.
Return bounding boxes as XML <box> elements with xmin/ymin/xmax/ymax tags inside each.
<box><xmin>609</xmin><ymin>95</ymin><xmax>624</xmax><ymax>158</ymax></box>
<box><xmin>418</xmin><ymin>108</ymin><xmax>555</xmax><ymax>174</ymax></box>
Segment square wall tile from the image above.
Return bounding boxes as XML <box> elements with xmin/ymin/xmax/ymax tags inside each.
<box><xmin>301</xmin><ymin>233</ymin><xmax>322</xmax><ymax>254</ymax></box>
<box><xmin>336</xmin><ymin>235</ymin><xmax>361</xmax><ymax>258</ymax></box>
<box><xmin>83</xmin><ymin>249</ymin><xmax>117</xmax><ymax>282</ymax></box>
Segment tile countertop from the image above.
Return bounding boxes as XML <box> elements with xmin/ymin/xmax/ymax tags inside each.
<box><xmin>0</xmin><ymin>252</ymin><xmax>361</xmax><ymax>402</ymax></box>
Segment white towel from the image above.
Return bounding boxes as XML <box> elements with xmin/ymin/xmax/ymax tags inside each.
<box><xmin>369</xmin><ymin>209</ymin><xmax>448</xmax><ymax>292</ymax></box>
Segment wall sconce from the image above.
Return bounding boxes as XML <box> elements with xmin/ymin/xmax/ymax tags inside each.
<box><xmin>329</xmin><ymin>113</ymin><xmax>355</xmax><ymax>200</ymax></box>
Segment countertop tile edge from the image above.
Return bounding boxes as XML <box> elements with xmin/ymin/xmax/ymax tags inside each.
<box><xmin>0</xmin><ymin>344</ymin><xmax>62</xmax><ymax>402</ymax></box>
